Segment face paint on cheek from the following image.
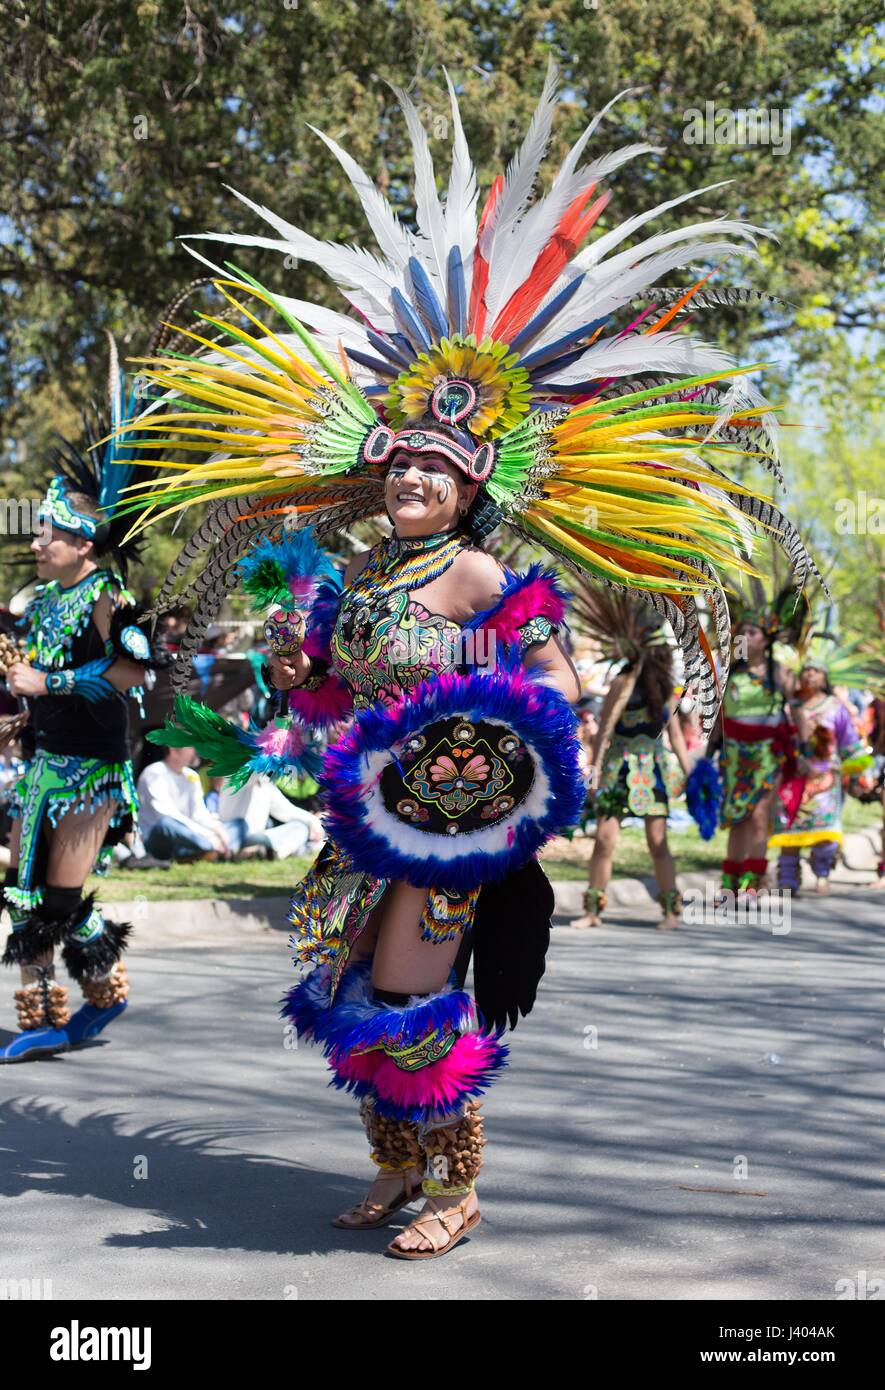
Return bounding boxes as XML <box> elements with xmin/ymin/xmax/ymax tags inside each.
<box><xmin>434</xmin><ymin>476</ymin><xmax>452</xmax><ymax>506</ymax></box>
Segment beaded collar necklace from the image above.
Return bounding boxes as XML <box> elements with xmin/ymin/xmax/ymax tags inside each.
<box><xmin>383</xmin><ymin>527</ymin><xmax>462</xmax><ymax>564</ymax></box>
<box><xmin>352</xmin><ymin>528</ymin><xmax>468</xmax><ymax>600</ymax></box>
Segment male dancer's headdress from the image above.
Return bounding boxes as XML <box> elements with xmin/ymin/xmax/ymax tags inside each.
<box><xmin>20</xmin><ymin>283</ymin><xmax>219</xmax><ymax>583</ymax></box>
<box><xmin>37</xmin><ymin>340</ymin><xmax>150</xmax><ymax>581</ymax></box>
<box><xmin>727</xmin><ymin>575</ymin><xmax>810</xmax><ymax>646</ymax></box>
<box><xmin>111</xmin><ymin>67</ymin><xmax>823</xmax><ymax>730</ymax></box>
<box><xmin>571</xmin><ymin>584</ymin><xmax>674</xmax><ymax>673</ymax></box>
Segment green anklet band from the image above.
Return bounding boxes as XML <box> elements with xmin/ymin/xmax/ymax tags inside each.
<box><xmin>583</xmin><ymin>886</ymin><xmax>608</xmax><ymax>915</ymax></box>
<box><xmin>657</xmin><ymin>889</ymin><xmax>683</xmax><ymax>916</ymax></box>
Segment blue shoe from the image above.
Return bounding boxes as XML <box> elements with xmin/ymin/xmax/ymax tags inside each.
<box><xmin>65</xmin><ymin>998</ymin><xmax>128</xmax><ymax>1046</ymax></box>
<box><xmin>0</xmin><ymin>1026</ymin><xmax>71</xmax><ymax>1063</ymax></box>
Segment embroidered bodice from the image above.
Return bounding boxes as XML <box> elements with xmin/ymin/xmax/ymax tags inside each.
<box><xmin>331</xmin><ymin>539</ymin><xmax>465</xmax><ymax>711</ymax></box>
<box><xmin>299</xmin><ymin>531</ymin><xmax>564</xmax><ymax>723</ymax></box>
<box><xmin>17</xmin><ymin>567</ymin><xmax>137</xmax><ymax>761</ymax></box>
<box><xmin>23</xmin><ymin>569</ymin><xmax>130</xmax><ymax>672</ymax></box>
<box><xmin>724</xmin><ymin>665</ymin><xmax>784</xmax><ymax>724</ymax></box>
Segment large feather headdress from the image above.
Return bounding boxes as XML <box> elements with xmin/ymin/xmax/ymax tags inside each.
<box><xmin>110</xmin><ymin>67</ymin><xmax>822</xmax><ymax>728</ymax></box>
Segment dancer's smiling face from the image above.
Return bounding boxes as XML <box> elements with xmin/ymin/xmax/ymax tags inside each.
<box><xmin>384</xmin><ymin>450</ymin><xmax>478</xmax><ymax>537</ymax></box>
<box><xmin>30</xmin><ymin>524</ymin><xmax>95</xmax><ymax>583</ymax></box>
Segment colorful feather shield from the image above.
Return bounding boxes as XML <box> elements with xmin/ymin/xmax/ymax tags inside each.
<box><xmin>110</xmin><ymin>69</ymin><xmax>823</xmax><ymax>729</ymax></box>
<box><xmin>320</xmin><ymin>660</ymin><xmax>585</xmax><ymax>894</ymax></box>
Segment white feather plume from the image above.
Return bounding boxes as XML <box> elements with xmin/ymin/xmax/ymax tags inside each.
<box><xmin>538</xmin><ymin>232</ymin><xmax>762</xmax><ymax>342</ymax></box>
<box><xmin>539</xmin><ymin>330</ymin><xmax>736</xmax><ymax>384</ymax></box>
<box><xmin>481</xmin><ymin>59</ymin><xmax>560</xmax><ymax>308</ymax></box>
<box><xmin>390</xmin><ymin>84</ymin><xmax>450</xmax><ymax>292</ymax></box>
<box><xmin>306</xmin><ymin>124</ymin><xmax>416</xmax><ymax>271</ymax></box>
<box><xmin>486</xmin><ymin>142</ymin><xmax>657</xmax><ymax>323</ymax></box>
<box><xmin>442</xmin><ymin>68</ymin><xmax>478</xmax><ymax>291</ymax></box>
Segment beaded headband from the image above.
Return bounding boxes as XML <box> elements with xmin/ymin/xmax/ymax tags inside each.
<box><xmin>363</xmin><ymin>379</ymin><xmax>496</xmax><ymax>484</ymax></box>
<box><xmin>39</xmin><ymin>477</ymin><xmax>106</xmax><ymax>541</ymax></box>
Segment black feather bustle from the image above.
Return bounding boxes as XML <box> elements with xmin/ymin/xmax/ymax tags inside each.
<box><xmin>472</xmin><ymin>861</ymin><xmax>554</xmax><ymax>1032</ymax></box>
<box><xmin>1</xmin><ymin>893</ymin><xmax>89</xmax><ymax>967</ymax></box>
<box><xmin>62</xmin><ymin>916</ymin><xmax>132</xmax><ymax>983</ymax></box>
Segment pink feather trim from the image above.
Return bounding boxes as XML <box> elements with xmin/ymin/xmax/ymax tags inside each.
<box><xmin>379</xmin><ymin>1034</ymin><xmax>505</xmax><ymax>1109</ymax></box>
<box><xmin>288</xmin><ymin>675</ymin><xmax>353</xmax><ymax>728</ymax></box>
<box><xmin>330</xmin><ymin>1033</ymin><xmax>507</xmax><ymax>1110</ymax></box>
<box><xmin>331</xmin><ymin>1048</ymin><xmax>381</xmax><ymax>1085</ymax></box>
<box><xmin>286</xmin><ymin>632</ymin><xmax>353</xmax><ymax>728</ymax></box>
<box><xmin>477</xmin><ymin>577</ymin><xmax>566</xmax><ymax>647</ymax></box>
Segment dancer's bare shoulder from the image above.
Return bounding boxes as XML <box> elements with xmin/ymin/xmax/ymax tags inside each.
<box><xmin>451</xmin><ymin>546</ymin><xmax>507</xmax><ymax>612</ymax></box>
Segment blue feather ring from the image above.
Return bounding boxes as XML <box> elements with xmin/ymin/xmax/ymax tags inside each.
<box><xmin>320</xmin><ymin>658</ymin><xmax>585</xmax><ymax>893</ymax></box>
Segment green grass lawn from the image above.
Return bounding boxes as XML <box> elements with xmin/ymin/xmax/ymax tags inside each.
<box><xmin>87</xmin><ymin>798</ymin><xmax>882</xmax><ymax>901</ymax></box>
<box><xmin>88</xmin><ymin>855</ymin><xmax>315</xmax><ymax>902</ymax></box>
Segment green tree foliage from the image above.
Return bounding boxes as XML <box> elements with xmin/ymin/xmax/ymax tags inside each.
<box><xmin>783</xmin><ymin>341</ymin><xmax>884</xmax><ymax>640</ymax></box>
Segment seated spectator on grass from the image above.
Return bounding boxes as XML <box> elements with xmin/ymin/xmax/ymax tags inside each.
<box><xmin>137</xmin><ymin>746</ymin><xmax>248</xmax><ymax>862</ymax></box>
<box><xmin>216</xmin><ymin>774</ymin><xmax>325</xmax><ymax>860</ymax></box>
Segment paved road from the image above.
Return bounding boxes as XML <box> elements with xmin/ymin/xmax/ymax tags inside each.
<box><xmin>2</xmin><ymin>886</ymin><xmax>883</xmax><ymax>1301</ymax></box>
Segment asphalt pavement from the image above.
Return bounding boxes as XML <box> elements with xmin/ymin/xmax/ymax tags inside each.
<box><xmin>2</xmin><ymin>885</ymin><xmax>884</xmax><ymax>1300</ymax></box>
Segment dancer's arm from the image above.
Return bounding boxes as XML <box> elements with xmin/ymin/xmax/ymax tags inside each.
<box><xmin>588</xmin><ymin>671</ymin><xmax>634</xmax><ymax>784</ymax></box>
<box><xmin>522</xmin><ymin>635</ymin><xmax>581</xmax><ymax>704</ymax></box>
<box><xmin>264</xmin><ymin>567</ymin><xmax>354</xmax><ymax>725</ymax></box>
<box><xmin>667</xmin><ymin>708</ymin><xmax>693</xmax><ymax>778</ymax></box>
<box><xmin>93</xmin><ymin>587</ymin><xmax>153</xmax><ymax>692</ymax></box>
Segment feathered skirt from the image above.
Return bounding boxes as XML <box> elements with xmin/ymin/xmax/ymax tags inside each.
<box><xmin>7</xmin><ymin>750</ymin><xmax>137</xmax><ymax>910</ymax></box>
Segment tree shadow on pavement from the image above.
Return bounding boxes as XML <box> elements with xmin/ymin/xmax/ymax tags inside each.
<box><xmin>0</xmin><ymin>1096</ymin><xmax>396</xmax><ymax>1258</ymax></box>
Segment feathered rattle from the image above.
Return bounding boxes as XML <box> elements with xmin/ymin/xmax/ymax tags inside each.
<box><xmin>263</xmin><ymin>608</ymin><xmax>307</xmax><ymax>658</ymax></box>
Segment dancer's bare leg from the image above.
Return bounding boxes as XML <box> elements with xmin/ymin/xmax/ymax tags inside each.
<box><xmin>45</xmin><ymin>799</ymin><xmax>116</xmax><ymax>887</ymax></box>
<box><xmin>335</xmin><ymin>881</ymin><xmax>476</xmax><ymax>1247</ymax></box>
<box><xmin>645</xmin><ymin>815</ymin><xmax>680</xmax><ymax>930</ymax></box>
<box><xmin>571</xmin><ymin>815</ymin><xmax>619</xmax><ymax>928</ymax></box>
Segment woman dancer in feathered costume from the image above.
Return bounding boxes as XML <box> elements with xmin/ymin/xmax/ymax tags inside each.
<box><xmin>569</xmin><ymin>589</ymin><xmax>693</xmax><ymax>930</ymax></box>
<box><xmin>768</xmin><ymin>619</ymin><xmax>883</xmax><ymax>893</ymax></box>
<box><xmin>0</xmin><ymin>331</ymin><xmax>173</xmax><ymax>1064</ymax></box>
<box><xmin>716</xmin><ymin>578</ymin><xmax>807</xmax><ymax>899</ymax></box>
<box><xmin>115</xmin><ymin>68</ymin><xmax>819</xmax><ymax>1256</ymax></box>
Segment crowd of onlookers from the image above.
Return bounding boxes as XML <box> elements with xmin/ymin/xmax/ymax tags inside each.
<box><xmin>0</xmin><ymin>734</ymin><xmax>326</xmax><ymax>872</ymax></box>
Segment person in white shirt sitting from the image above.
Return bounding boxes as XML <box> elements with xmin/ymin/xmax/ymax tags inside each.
<box><xmin>136</xmin><ymin>747</ymin><xmax>248</xmax><ymax>862</ymax></box>
<box><xmin>215</xmin><ymin>774</ymin><xmax>325</xmax><ymax>860</ymax></box>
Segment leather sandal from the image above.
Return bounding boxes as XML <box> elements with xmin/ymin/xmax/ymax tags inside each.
<box><xmin>332</xmin><ymin>1165</ymin><xmax>422</xmax><ymax>1230</ymax></box>
<box><xmin>386</xmin><ymin>1194</ymin><xmax>481</xmax><ymax>1260</ymax></box>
